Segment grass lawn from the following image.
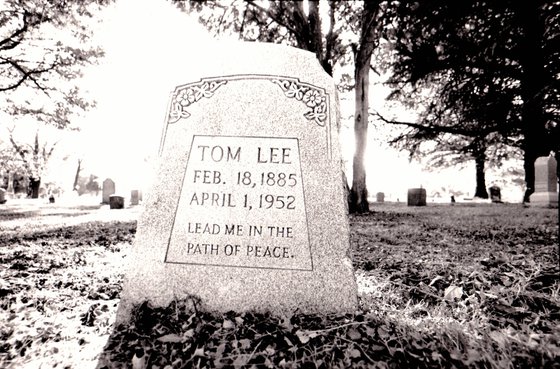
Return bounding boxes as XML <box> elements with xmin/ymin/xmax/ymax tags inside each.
<box><xmin>0</xmin><ymin>200</ymin><xmax>558</xmax><ymax>368</ymax></box>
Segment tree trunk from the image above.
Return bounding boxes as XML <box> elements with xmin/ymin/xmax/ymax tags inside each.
<box><xmin>554</xmin><ymin>146</ymin><xmax>560</xmax><ymax>268</ymax></box>
<box><xmin>517</xmin><ymin>2</ymin><xmax>549</xmax><ymax>203</ymax></box>
<box><xmin>73</xmin><ymin>159</ymin><xmax>82</xmax><ymax>192</ymax></box>
<box><xmin>349</xmin><ymin>1</ymin><xmax>380</xmax><ymax>214</ymax></box>
<box><xmin>474</xmin><ymin>153</ymin><xmax>488</xmax><ymax>199</ymax></box>
<box><xmin>342</xmin><ymin>170</ymin><xmax>351</xmax><ymax>213</ymax></box>
<box><xmin>308</xmin><ymin>1</ymin><xmax>328</xmax><ymax>74</ymax></box>
<box><xmin>29</xmin><ymin>177</ymin><xmax>40</xmax><ymax>199</ymax></box>
<box><xmin>522</xmin><ymin>153</ymin><xmax>536</xmax><ymax>202</ymax></box>
<box><xmin>350</xmin><ymin>56</ymin><xmax>371</xmax><ymax>213</ymax></box>
<box><xmin>7</xmin><ymin>172</ymin><xmax>14</xmax><ymax>193</ymax></box>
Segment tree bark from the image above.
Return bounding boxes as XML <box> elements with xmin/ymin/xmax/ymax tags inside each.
<box><xmin>7</xmin><ymin>172</ymin><xmax>14</xmax><ymax>193</ymax></box>
<box><xmin>349</xmin><ymin>1</ymin><xmax>380</xmax><ymax>213</ymax></box>
<box><xmin>73</xmin><ymin>159</ymin><xmax>82</xmax><ymax>192</ymax></box>
<box><xmin>29</xmin><ymin>177</ymin><xmax>40</xmax><ymax>199</ymax></box>
<box><xmin>474</xmin><ymin>153</ymin><xmax>488</xmax><ymax>199</ymax></box>
<box><xmin>350</xmin><ymin>55</ymin><xmax>371</xmax><ymax>213</ymax></box>
<box><xmin>307</xmin><ymin>1</ymin><xmax>325</xmax><ymax>71</ymax></box>
<box><xmin>554</xmin><ymin>150</ymin><xmax>560</xmax><ymax>269</ymax></box>
<box><xmin>517</xmin><ymin>1</ymin><xmax>550</xmax><ymax>202</ymax></box>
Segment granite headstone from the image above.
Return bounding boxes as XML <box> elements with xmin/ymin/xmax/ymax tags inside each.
<box><xmin>102</xmin><ymin>178</ymin><xmax>115</xmax><ymax>204</ymax></box>
<box><xmin>407</xmin><ymin>188</ymin><xmax>427</xmax><ymax>206</ymax></box>
<box><xmin>530</xmin><ymin>156</ymin><xmax>558</xmax><ymax>207</ymax></box>
<box><xmin>109</xmin><ymin>195</ymin><xmax>124</xmax><ymax>209</ymax></box>
<box><xmin>489</xmin><ymin>185</ymin><xmax>502</xmax><ymax>203</ymax></box>
<box><xmin>130</xmin><ymin>190</ymin><xmax>140</xmax><ymax>206</ymax></box>
<box><xmin>116</xmin><ymin>42</ymin><xmax>357</xmax><ymax>320</ymax></box>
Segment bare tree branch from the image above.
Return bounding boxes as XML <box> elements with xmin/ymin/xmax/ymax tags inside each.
<box><xmin>0</xmin><ymin>10</ymin><xmax>35</xmax><ymax>51</ymax></box>
<box><xmin>0</xmin><ymin>58</ymin><xmax>54</xmax><ymax>92</ymax></box>
<box><xmin>372</xmin><ymin>111</ymin><xmax>494</xmax><ymax>137</ymax></box>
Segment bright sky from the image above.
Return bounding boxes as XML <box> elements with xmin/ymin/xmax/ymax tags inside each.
<box><xmin>75</xmin><ymin>0</ymin><xmax>422</xmax><ymax>196</ymax></box>
<box><xmin>75</xmin><ymin>0</ymin><xmax>213</xmax><ymax>190</ymax></box>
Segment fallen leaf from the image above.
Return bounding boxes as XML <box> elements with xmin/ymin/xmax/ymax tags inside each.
<box><xmin>131</xmin><ymin>353</ymin><xmax>146</xmax><ymax>369</ymax></box>
<box><xmin>278</xmin><ymin>315</ymin><xmax>293</xmax><ymax>330</ymax></box>
<box><xmin>295</xmin><ymin>330</ymin><xmax>319</xmax><ymax>344</ymax></box>
<box><xmin>444</xmin><ymin>285</ymin><xmax>463</xmax><ymax>300</ymax></box>
<box><xmin>347</xmin><ymin>327</ymin><xmax>361</xmax><ymax>340</ymax></box>
<box><xmin>216</xmin><ymin>342</ymin><xmax>226</xmax><ymax>357</ymax></box>
<box><xmin>239</xmin><ymin>338</ymin><xmax>251</xmax><ymax>349</ymax></box>
<box><xmin>222</xmin><ymin>319</ymin><xmax>235</xmax><ymax>329</ymax></box>
<box><xmin>284</xmin><ymin>337</ymin><xmax>294</xmax><ymax>347</ymax></box>
<box><xmin>157</xmin><ymin>333</ymin><xmax>182</xmax><ymax>343</ymax></box>
<box><xmin>193</xmin><ymin>347</ymin><xmax>205</xmax><ymax>357</ymax></box>
<box><xmin>429</xmin><ymin>275</ymin><xmax>444</xmax><ymax>286</ymax></box>
<box><xmin>233</xmin><ymin>354</ymin><xmax>250</xmax><ymax>367</ymax></box>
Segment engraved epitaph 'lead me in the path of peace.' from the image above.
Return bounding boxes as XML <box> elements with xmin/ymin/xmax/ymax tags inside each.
<box><xmin>116</xmin><ymin>42</ymin><xmax>357</xmax><ymax>319</ymax></box>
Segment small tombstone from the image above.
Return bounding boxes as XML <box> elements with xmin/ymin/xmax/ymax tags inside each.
<box><xmin>109</xmin><ymin>195</ymin><xmax>124</xmax><ymax>209</ymax></box>
<box><xmin>488</xmin><ymin>185</ymin><xmax>502</xmax><ymax>203</ymax></box>
<box><xmin>530</xmin><ymin>156</ymin><xmax>558</xmax><ymax>207</ymax></box>
<box><xmin>376</xmin><ymin>192</ymin><xmax>385</xmax><ymax>203</ymax></box>
<box><xmin>407</xmin><ymin>188</ymin><xmax>427</xmax><ymax>206</ymax></box>
<box><xmin>49</xmin><ymin>195</ymin><xmax>55</xmax><ymax>204</ymax></box>
<box><xmin>102</xmin><ymin>178</ymin><xmax>115</xmax><ymax>204</ymax></box>
<box><xmin>6</xmin><ymin>173</ymin><xmax>14</xmax><ymax>193</ymax></box>
<box><xmin>130</xmin><ymin>190</ymin><xmax>140</xmax><ymax>206</ymax></box>
<box><xmin>450</xmin><ymin>195</ymin><xmax>456</xmax><ymax>205</ymax></box>
<box><xmin>0</xmin><ymin>188</ymin><xmax>6</xmax><ymax>204</ymax></box>
<box><xmin>116</xmin><ymin>42</ymin><xmax>357</xmax><ymax>321</ymax></box>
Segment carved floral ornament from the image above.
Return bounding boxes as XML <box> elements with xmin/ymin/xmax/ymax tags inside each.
<box><xmin>168</xmin><ymin>80</ymin><xmax>228</xmax><ymax>123</ymax></box>
<box><xmin>167</xmin><ymin>77</ymin><xmax>328</xmax><ymax>126</ymax></box>
<box><xmin>271</xmin><ymin>79</ymin><xmax>327</xmax><ymax>126</ymax></box>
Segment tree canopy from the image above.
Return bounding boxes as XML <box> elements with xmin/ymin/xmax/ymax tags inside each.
<box><xmin>0</xmin><ymin>0</ymin><xmax>112</xmax><ymax>129</ymax></box>
<box><xmin>7</xmin><ymin>130</ymin><xmax>56</xmax><ymax>198</ymax></box>
<box><xmin>176</xmin><ymin>0</ymin><xmax>348</xmax><ymax>76</ymax></box>
<box><xmin>175</xmin><ymin>0</ymin><xmax>559</xmax><ymax>203</ymax></box>
<box><xmin>382</xmin><ymin>0</ymin><xmax>559</xmax><ymax>201</ymax></box>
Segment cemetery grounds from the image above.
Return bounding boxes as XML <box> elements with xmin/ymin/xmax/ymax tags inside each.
<box><xmin>0</xmin><ymin>199</ymin><xmax>558</xmax><ymax>368</ymax></box>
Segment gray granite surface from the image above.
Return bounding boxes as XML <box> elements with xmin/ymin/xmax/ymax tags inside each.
<box><xmin>116</xmin><ymin>42</ymin><xmax>357</xmax><ymax>321</ymax></box>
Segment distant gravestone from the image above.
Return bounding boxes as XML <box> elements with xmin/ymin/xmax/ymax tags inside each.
<box><xmin>102</xmin><ymin>178</ymin><xmax>115</xmax><ymax>204</ymax></box>
<box><xmin>109</xmin><ymin>195</ymin><xmax>124</xmax><ymax>209</ymax></box>
<box><xmin>116</xmin><ymin>42</ymin><xmax>357</xmax><ymax>320</ymax></box>
<box><xmin>407</xmin><ymin>188</ymin><xmax>427</xmax><ymax>206</ymax></box>
<box><xmin>0</xmin><ymin>188</ymin><xmax>6</xmax><ymax>204</ymax></box>
<box><xmin>130</xmin><ymin>190</ymin><xmax>140</xmax><ymax>205</ymax></box>
<box><xmin>376</xmin><ymin>192</ymin><xmax>385</xmax><ymax>203</ymax></box>
<box><xmin>489</xmin><ymin>185</ymin><xmax>502</xmax><ymax>203</ymax></box>
<box><xmin>7</xmin><ymin>173</ymin><xmax>14</xmax><ymax>193</ymax></box>
<box><xmin>530</xmin><ymin>156</ymin><xmax>558</xmax><ymax>207</ymax></box>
